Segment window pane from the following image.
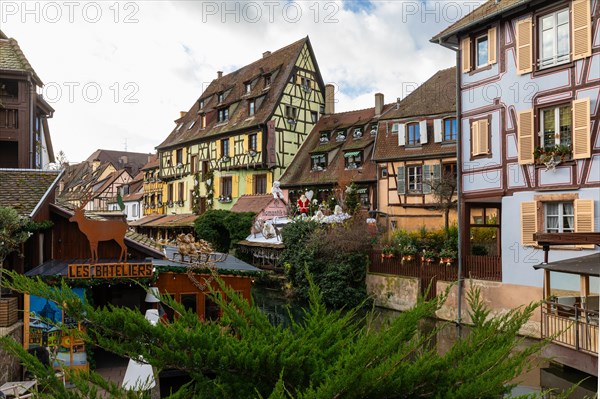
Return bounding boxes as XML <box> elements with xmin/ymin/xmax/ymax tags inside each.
<box><xmin>543</xmin><ymin>110</ymin><xmax>556</xmax><ymax>148</ymax></box>
<box><xmin>557</xmin><ymin>9</ymin><xmax>568</xmax><ymax>25</ymax></box>
<box><xmin>541</xmin><ymin>14</ymin><xmax>553</xmax><ymax>30</ymax></box>
<box><xmin>559</xmin><ymin>106</ymin><xmax>572</xmax><ymax>147</ymax></box>
<box><xmin>477</xmin><ymin>36</ymin><xmax>488</xmax><ymax>67</ymax></box>
<box><xmin>562</xmin><ymin>202</ymin><xmax>574</xmax><ymax>215</ymax></box>
<box><xmin>546</xmin><ymin>202</ymin><xmax>559</xmax><ymax>215</ymax></box>
<box><xmin>557</xmin><ymin>24</ymin><xmax>569</xmax><ymax>58</ymax></box>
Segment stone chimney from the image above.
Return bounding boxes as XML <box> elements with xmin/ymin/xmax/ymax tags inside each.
<box><xmin>325</xmin><ymin>84</ymin><xmax>335</xmax><ymax>115</ymax></box>
<box><xmin>263</xmin><ymin>51</ymin><xmax>271</xmax><ymax>58</ymax></box>
<box><xmin>120</xmin><ymin>155</ymin><xmax>128</xmax><ymax>166</ymax></box>
<box><xmin>217</xmin><ymin>71</ymin><xmax>223</xmax><ymax>79</ymax></box>
<box><xmin>375</xmin><ymin>93</ymin><xmax>384</xmax><ymax>116</ymax></box>
<box><xmin>180</xmin><ymin>111</ymin><xmax>186</xmax><ymax>118</ymax></box>
<box><xmin>92</xmin><ymin>158</ymin><xmax>101</xmax><ymax>172</ymax></box>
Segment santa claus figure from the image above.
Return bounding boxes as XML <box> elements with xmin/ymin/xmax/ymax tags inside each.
<box><xmin>297</xmin><ymin>194</ymin><xmax>310</xmax><ymax>215</ymax></box>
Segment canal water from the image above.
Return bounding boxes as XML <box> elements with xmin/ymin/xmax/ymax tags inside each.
<box><xmin>252</xmin><ymin>286</ymin><xmax>598</xmax><ymax>398</ymax></box>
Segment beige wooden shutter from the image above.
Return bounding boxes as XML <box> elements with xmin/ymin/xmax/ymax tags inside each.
<box><xmin>267</xmin><ymin>173</ymin><xmax>273</xmax><ymax>193</ymax></box>
<box><xmin>488</xmin><ymin>27</ymin><xmax>497</xmax><ymax>65</ymax></box>
<box><xmin>516</xmin><ymin>18</ymin><xmax>533</xmax><ymax>75</ymax></box>
<box><xmin>521</xmin><ymin>201</ymin><xmax>538</xmax><ymax>246</ymax></box>
<box><xmin>228</xmin><ymin>138</ymin><xmax>233</xmax><ymax>157</ymax></box>
<box><xmin>213</xmin><ymin>175</ymin><xmax>220</xmax><ymax>198</ymax></box>
<box><xmin>216</xmin><ymin>141</ymin><xmax>222</xmax><ymax>160</ymax></box>
<box><xmin>461</xmin><ymin>37</ymin><xmax>471</xmax><ymax>73</ymax></box>
<box><xmin>572</xmin><ymin>98</ymin><xmax>591</xmax><ymax>160</ymax></box>
<box><xmin>571</xmin><ymin>0</ymin><xmax>592</xmax><ymax>61</ymax></box>
<box><xmin>478</xmin><ymin>120</ymin><xmax>489</xmax><ymax>155</ymax></box>
<box><xmin>575</xmin><ymin>199</ymin><xmax>595</xmax><ymax>249</ymax></box>
<box><xmin>257</xmin><ymin>132</ymin><xmax>262</xmax><ymax>152</ymax></box>
<box><xmin>232</xmin><ymin>175</ymin><xmax>239</xmax><ymax>198</ymax></box>
<box><xmin>471</xmin><ymin>121</ymin><xmax>479</xmax><ymax>156</ymax></box>
<box><xmin>244</xmin><ymin>135</ymin><xmax>249</xmax><ymax>152</ymax></box>
<box><xmin>518</xmin><ymin>109</ymin><xmax>535</xmax><ymax>164</ymax></box>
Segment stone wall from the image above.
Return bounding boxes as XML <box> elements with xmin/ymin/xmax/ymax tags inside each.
<box><xmin>366</xmin><ymin>273</ymin><xmax>419</xmax><ymax>312</ymax></box>
<box><xmin>0</xmin><ymin>322</ymin><xmax>23</xmax><ymax>384</ymax></box>
<box><xmin>436</xmin><ymin>280</ymin><xmax>542</xmax><ymax>338</ymax></box>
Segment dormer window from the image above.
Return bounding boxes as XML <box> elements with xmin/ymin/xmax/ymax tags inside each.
<box><xmin>311</xmin><ymin>153</ymin><xmax>327</xmax><ymax>171</ymax></box>
<box><xmin>319</xmin><ymin>132</ymin><xmax>329</xmax><ymax>143</ymax></box>
<box><xmin>249</xmin><ymin>100</ymin><xmax>256</xmax><ymax>116</ymax></box>
<box><xmin>391</xmin><ymin>123</ymin><xmax>399</xmax><ymax>133</ymax></box>
<box><xmin>336</xmin><ymin>130</ymin><xmax>346</xmax><ymax>142</ymax></box>
<box><xmin>199</xmin><ymin>99</ymin><xmax>204</xmax><ymax>109</ymax></box>
<box><xmin>218</xmin><ymin>107</ymin><xmax>229</xmax><ymax>123</ymax></box>
<box><xmin>407</xmin><ymin>123</ymin><xmax>420</xmax><ymax>145</ymax></box>
<box><xmin>370</xmin><ymin>123</ymin><xmax>378</xmax><ymax>136</ymax></box>
<box><xmin>352</xmin><ymin>128</ymin><xmax>363</xmax><ymax>139</ymax></box>
<box><xmin>344</xmin><ymin>151</ymin><xmax>362</xmax><ymax>169</ymax></box>
<box><xmin>201</xmin><ymin>114</ymin><xmax>206</xmax><ymax>129</ymax></box>
<box><xmin>218</xmin><ymin>92</ymin><xmax>224</xmax><ymax>103</ymax></box>
<box><xmin>188</xmin><ymin>120</ymin><xmax>196</xmax><ymax>130</ymax></box>
<box><xmin>176</xmin><ymin>123</ymin><xmax>183</xmax><ymax>132</ymax></box>
<box><xmin>245</xmin><ymin>82</ymin><xmax>252</xmax><ymax>94</ymax></box>
<box><xmin>264</xmin><ymin>74</ymin><xmax>271</xmax><ymax>87</ymax></box>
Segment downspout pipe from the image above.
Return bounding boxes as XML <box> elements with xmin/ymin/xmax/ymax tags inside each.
<box><xmin>438</xmin><ymin>38</ymin><xmax>463</xmax><ymax>325</ymax></box>
<box><xmin>29</xmin><ymin>75</ymin><xmax>35</xmax><ymax>168</ymax></box>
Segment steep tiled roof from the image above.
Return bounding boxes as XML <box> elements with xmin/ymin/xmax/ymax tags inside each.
<box><xmin>231</xmin><ymin>195</ymin><xmax>275</xmax><ymax>214</ymax></box>
<box><xmin>0</xmin><ymin>169</ymin><xmax>61</xmax><ymax>217</ymax></box>
<box><xmin>86</xmin><ymin>149</ymin><xmax>152</xmax><ymax>175</ymax></box>
<box><xmin>373</xmin><ymin>68</ymin><xmax>457</xmax><ymax>162</ymax></box>
<box><xmin>141</xmin><ymin>154</ymin><xmax>159</xmax><ymax>171</ymax></box>
<box><xmin>431</xmin><ymin>0</ymin><xmax>529</xmax><ymax>43</ymax></box>
<box><xmin>156</xmin><ymin>37</ymin><xmax>313</xmax><ymax>150</ymax></box>
<box><xmin>0</xmin><ymin>30</ymin><xmax>42</xmax><ymax>84</ymax></box>
<box><xmin>279</xmin><ymin>107</ymin><xmax>387</xmax><ymax>187</ymax></box>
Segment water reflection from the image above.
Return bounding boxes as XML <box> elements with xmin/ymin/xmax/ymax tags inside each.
<box><xmin>252</xmin><ymin>287</ymin><xmax>598</xmax><ymax>398</ymax></box>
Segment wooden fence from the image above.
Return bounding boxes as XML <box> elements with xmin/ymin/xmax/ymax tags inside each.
<box><xmin>369</xmin><ymin>252</ymin><xmax>502</xmax><ymax>299</ymax></box>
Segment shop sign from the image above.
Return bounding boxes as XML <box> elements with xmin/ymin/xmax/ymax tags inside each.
<box><xmin>68</xmin><ymin>262</ymin><xmax>153</xmax><ymax>279</ymax></box>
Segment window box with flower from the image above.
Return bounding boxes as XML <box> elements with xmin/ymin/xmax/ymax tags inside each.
<box><xmin>534</xmin><ymin>144</ymin><xmax>572</xmax><ymax>170</ymax></box>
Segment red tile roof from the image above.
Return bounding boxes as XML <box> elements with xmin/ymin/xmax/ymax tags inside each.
<box><xmin>373</xmin><ymin>68</ymin><xmax>457</xmax><ymax>161</ymax></box>
<box><xmin>231</xmin><ymin>195</ymin><xmax>275</xmax><ymax>214</ymax></box>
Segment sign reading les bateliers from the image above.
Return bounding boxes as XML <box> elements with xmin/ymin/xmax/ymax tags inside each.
<box><xmin>68</xmin><ymin>263</ymin><xmax>153</xmax><ymax>279</ymax></box>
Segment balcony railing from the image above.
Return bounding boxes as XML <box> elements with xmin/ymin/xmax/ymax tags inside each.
<box><xmin>541</xmin><ymin>300</ymin><xmax>599</xmax><ymax>355</ymax></box>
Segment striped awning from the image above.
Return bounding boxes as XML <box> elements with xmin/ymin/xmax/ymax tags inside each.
<box><xmin>356</xmin><ymin>188</ymin><xmax>368</xmax><ymax>194</ymax></box>
<box><xmin>344</xmin><ymin>151</ymin><xmax>360</xmax><ymax>158</ymax></box>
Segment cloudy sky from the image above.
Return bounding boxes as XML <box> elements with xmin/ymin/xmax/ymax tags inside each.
<box><xmin>2</xmin><ymin>0</ymin><xmax>484</xmax><ymax>164</ymax></box>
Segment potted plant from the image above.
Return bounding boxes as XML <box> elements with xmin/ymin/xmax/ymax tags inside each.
<box><xmin>400</xmin><ymin>243</ymin><xmax>417</xmax><ymax>263</ymax></box>
<box><xmin>439</xmin><ymin>246</ymin><xmax>458</xmax><ymax>266</ymax></box>
<box><xmin>421</xmin><ymin>249</ymin><xmax>437</xmax><ymax>264</ymax></box>
<box><xmin>382</xmin><ymin>246</ymin><xmax>395</xmax><ymax>259</ymax></box>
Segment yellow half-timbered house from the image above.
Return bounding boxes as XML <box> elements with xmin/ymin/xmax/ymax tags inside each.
<box><xmin>155</xmin><ymin>37</ymin><xmax>325</xmax><ymax>213</ymax></box>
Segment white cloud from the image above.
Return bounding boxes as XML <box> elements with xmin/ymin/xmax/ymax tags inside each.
<box><xmin>2</xmin><ymin>0</ymin><xmax>483</xmax><ymax>163</ymax></box>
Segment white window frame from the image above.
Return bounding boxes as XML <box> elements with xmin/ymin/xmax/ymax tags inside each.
<box><xmin>540</xmin><ymin>104</ymin><xmax>571</xmax><ymax>149</ymax></box>
<box><xmin>407</xmin><ymin>166</ymin><xmax>422</xmax><ymax>192</ymax></box>
<box><xmin>407</xmin><ymin>123</ymin><xmax>420</xmax><ymax>145</ymax></box>
<box><xmin>249</xmin><ymin>100</ymin><xmax>255</xmax><ymax>116</ymax></box>
<box><xmin>538</xmin><ymin>8</ymin><xmax>570</xmax><ymax>69</ymax></box>
<box><xmin>544</xmin><ymin>201</ymin><xmax>574</xmax><ymax>233</ymax></box>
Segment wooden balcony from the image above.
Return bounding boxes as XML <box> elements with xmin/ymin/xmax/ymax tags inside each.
<box><xmin>541</xmin><ymin>298</ymin><xmax>599</xmax><ymax>355</ymax></box>
<box><xmin>369</xmin><ymin>252</ymin><xmax>502</xmax><ymax>299</ymax></box>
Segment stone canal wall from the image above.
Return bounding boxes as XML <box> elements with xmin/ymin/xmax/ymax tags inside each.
<box><xmin>366</xmin><ymin>273</ymin><xmax>419</xmax><ymax>312</ymax></box>
<box><xmin>0</xmin><ymin>322</ymin><xmax>23</xmax><ymax>384</ymax></box>
<box><xmin>367</xmin><ymin>273</ymin><xmax>542</xmax><ymax>338</ymax></box>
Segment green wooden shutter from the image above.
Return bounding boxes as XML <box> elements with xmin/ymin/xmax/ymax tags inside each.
<box><xmin>397</xmin><ymin>166</ymin><xmax>405</xmax><ymax>195</ymax></box>
<box><xmin>422</xmin><ymin>165</ymin><xmax>431</xmax><ymax>194</ymax></box>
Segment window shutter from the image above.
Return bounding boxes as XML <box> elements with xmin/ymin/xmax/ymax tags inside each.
<box><xmin>257</xmin><ymin>132</ymin><xmax>263</xmax><ymax>151</ymax></box>
<box><xmin>419</xmin><ymin>120</ymin><xmax>428</xmax><ymax>144</ymax></box>
<box><xmin>397</xmin><ymin>166</ymin><xmax>405</xmax><ymax>195</ymax></box>
<box><xmin>471</xmin><ymin>121</ymin><xmax>479</xmax><ymax>156</ymax></box>
<box><xmin>232</xmin><ymin>175</ymin><xmax>239</xmax><ymax>198</ymax></box>
<box><xmin>432</xmin><ymin>164</ymin><xmax>441</xmax><ymax>186</ymax></box>
<box><xmin>461</xmin><ymin>37</ymin><xmax>471</xmax><ymax>73</ymax></box>
<box><xmin>517</xmin><ymin>109</ymin><xmax>535</xmax><ymax>164</ymax></box>
<box><xmin>572</xmin><ymin>98</ymin><xmax>591</xmax><ymax>160</ymax></box>
<box><xmin>434</xmin><ymin>119</ymin><xmax>443</xmax><ymax>142</ymax></box>
<box><xmin>228</xmin><ymin>138</ymin><xmax>233</xmax><ymax>157</ymax></box>
<box><xmin>488</xmin><ymin>27</ymin><xmax>497</xmax><ymax>65</ymax></box>
<box><xmin>478</xmin><ymin>120</ymin><xmax>489</xmax><ymax>155</ymax></box>
<box><xmin>267</xmin><ymin>173</ymin><xmax>273</xmax><ymax>194</ymax></box>
<box><xmin>398</xmin><ymin>124</ymin><xmax>406</xmax><ymax>146</ymax></box>
<box><xmin>216</xmin><ymin>141</ymin><xmax>222</xmax><ymax>160</ymax></box>
<box><xmin>244</xmin><ymin>135</ymin><xmax>249</xmax><ymax>152</ymax></box>
<box><xmin>571</xmin><ymin>0</ymin><xmax>592</xmax><ymax>61</ymax></box>
<box><xmin>520</xmin><ymin>201</ymin><xmax>538</xmax><ymax>246</ymax></box>
<box><xmin>575</xmin><ymin>199</ymin><xmax>595</xmax><ymax>249</ymax></box>
<box><xmin>422</xmin><ymin>165</ymin><xmax>431</xmax><ymax>194</ymax></box>
<box><xmin>246</xmin><ymin>176</ymin><xmax>253</xmax><ymax>195</ymax></box>
<box><xmin>213</xmin><ymin>175</ymin><xmax>220</xmax><ymax>198</ymax></box>
<box><xmin>516</xmin><ymin>18</ymin><xmax>533</xmax><ymax>75</ymax></box>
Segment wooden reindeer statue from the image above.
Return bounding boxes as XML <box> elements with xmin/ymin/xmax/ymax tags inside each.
<box><xmin>69</xmin><ymin>194</ymin><xmax>128</xmax><ymax>263</ymax></box>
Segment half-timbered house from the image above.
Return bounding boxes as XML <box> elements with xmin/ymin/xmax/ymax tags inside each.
<box><xmin>433</xmin><ymin>0</ymin><xmax>599</xmax><ymax>347</ymax></box>
<box><xmin>0</xmin><ymin>30</ymin><xmax>55</xmax><ymax>169</ymax></box>
<box><xmin>373</xmin><ymin>67</ymin><xmax>458</xmax><ymax>231</ymax></box>
<box><xmin>155</xmin><ymin>37</ymin><xmax>325</xmax><ymax>213</ymax></box>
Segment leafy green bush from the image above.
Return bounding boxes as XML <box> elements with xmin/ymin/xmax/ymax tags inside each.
<box><xmin>390</xmin><ymin>225</ymin><xmax>459</xmax><ymax>259</ymax></box>
<box><xmin>281</xmin><ymin>218</ymin><xmax>370</xmax><ymax>308</ymax></box>
<box><xmin>194</xmin><ymin>210</ymin><xmax>256</xmax><ymax>252</ymax></box>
